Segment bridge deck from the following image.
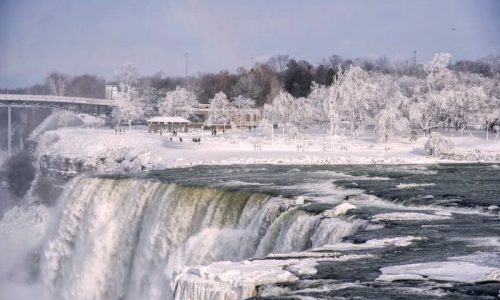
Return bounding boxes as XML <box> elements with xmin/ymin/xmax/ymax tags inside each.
<box><xmin>0</xmin><ymin>94</ymin><xmax>116</xmax><ymax>107</ymax></box>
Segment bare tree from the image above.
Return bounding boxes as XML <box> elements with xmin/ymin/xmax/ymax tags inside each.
<box><xmin>46</xmin><ymin>72</ymin><xmax>70</xmax><ymax>96</ymax></box>
<box><xmin>266</xmin><ymin>55</ymin><xmax>290</xmax><ymax>73</ymax></box>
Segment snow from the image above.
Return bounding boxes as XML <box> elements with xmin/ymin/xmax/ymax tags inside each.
<box><xmin>378</xmin><ymin>261</ymin><xmax>500</xmax><ymax>283</ymax></box>
<box><xmin>378</xmin><ymin>252</ymin><xmax>500</xmax><ymax>284</ymax></box>
<box><xmin>147</xmin><ymin>116</ymin><xmax>190</xmax><ymax>124</ymax></box>
<box><xmin>33</xmin><ymin>125</ymin><xmax>500</xmax><ymax>173</ymax></box>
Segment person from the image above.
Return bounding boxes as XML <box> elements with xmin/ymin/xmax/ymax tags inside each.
<box><xmin>248</xmin><ymin>126</ymin><xmax>251</xmax><ymax>131</ymax></box>
<box><xmin>159</xmin><ymin>129</ymin><xmax>163</xmax><ymax>136</ymax></box>
<box><xmin>179</xmin><ymin>137</ymin><xmax>183</xmax><ymax>142</ymax></box>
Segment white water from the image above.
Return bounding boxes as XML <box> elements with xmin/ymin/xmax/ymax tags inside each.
<box><xmin>2</xmin><ymin>176</ymin><xmax>367</xmax><ymax>300</ymax></box>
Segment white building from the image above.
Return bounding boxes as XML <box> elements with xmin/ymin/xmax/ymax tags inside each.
<box><xmin>189</xmin><ymin>103</ymin><xmax>262</xmax><ymax>128</ymax></box>
<box><xmin>147</xmin><ymin>116</ymin><xmax>191</xmax><ymax>133</ymax></box>
<box><xmin>105</xmin><ymin>85</ymin><xmax>118</xmax><ymax>100</ymax></box>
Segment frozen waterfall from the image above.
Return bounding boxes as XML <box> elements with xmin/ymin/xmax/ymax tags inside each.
<box><xmin>40</xmin><ymin>176</ymin><xmax>365</xmax><ymax>300</ymax></box>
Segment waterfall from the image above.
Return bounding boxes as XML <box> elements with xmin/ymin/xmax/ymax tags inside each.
<box><xmin>39</xmin><ymin>176</ymin><xmax>366</xmax><ymax>300</ymax></box>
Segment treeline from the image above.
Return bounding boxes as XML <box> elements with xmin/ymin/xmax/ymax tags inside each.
<box><xmin>2</xmin><ymin>54</ymin><xmax>500</xmax><ymax>106</ymax></box>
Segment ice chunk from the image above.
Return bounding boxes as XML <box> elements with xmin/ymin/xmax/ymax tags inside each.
<box><xmin>322</xmin><ymin>202</ymin><xmax>357</xmax><ymax>218</ymax></box>
<box><xmin>371</xmin><ymin>212</ymin><xmax>452</xmax><ymax>222</ymax></box>
<box><xmin>378</xmin><ymin>261</ymin><xmax>500</xmax><ymax>283</ymax></box>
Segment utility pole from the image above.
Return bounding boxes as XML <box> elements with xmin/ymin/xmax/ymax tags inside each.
<box><xmin>185</xmin><ymin>52</ymin><xmax>189</xmax><ymax>89</ymax></box>
<box><xmin>413</xmin><ymin>50</ymin><xmax>418</xmax><ymax>65</ymax></box>
<box><xmin>7</xmin><ymin>105</ymin><xmax>11</xmax><ymax>156</ymax></box>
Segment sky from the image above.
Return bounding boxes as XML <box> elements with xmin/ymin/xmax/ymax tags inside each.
<box><xmin>0</xmin><ymin>0</ymin><xmax>499</xmax><ymax>88</ymax></box>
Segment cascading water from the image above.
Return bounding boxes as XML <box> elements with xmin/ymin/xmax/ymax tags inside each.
<box><xmin>4</xmin><ymin>164</ymin><xmax>498</xmax><ymax>300</ymax></box>
<box><xmin>37</xmin><ymin>176</ymin><xmax>365</xmax><ymax>300</ymax></box>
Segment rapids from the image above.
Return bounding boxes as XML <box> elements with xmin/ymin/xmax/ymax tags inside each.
<box><xmin>1</xmin><ymin>163</ymin><xmax>499</xmax><ymax>300</ymax></box>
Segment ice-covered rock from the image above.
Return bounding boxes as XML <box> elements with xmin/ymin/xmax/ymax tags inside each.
<box><xmin>371</xmin><ymin>212</ymin><xmax>452</xmax><ymax>222</ymax></box>
<box><xmin>316</xmin><ymin>236</ymin><xmax>424</xmax><ymax>251</ymax></box>
<box><xmin>378</xmin><ymin>261</ymin><xmax>500</xmax><ymax>283</ymax></box>
<box><xmin>321</xmin><ymin>202</ymin><xmax>357</xmax><ymax>218</ymax></box>
<box><xmin>171</xmin><ymin>260</ymin><xmax>301</xmax><ymax>300</ymax></box>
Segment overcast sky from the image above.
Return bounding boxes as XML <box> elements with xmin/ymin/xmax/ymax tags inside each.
<box><xmin>1</xmin><ymin>0</ymin><xmax>499</xmax><ymax>87</ymax></box>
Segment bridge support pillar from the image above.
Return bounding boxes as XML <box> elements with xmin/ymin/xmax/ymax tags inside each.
<box><xmin>7</xmin><ymin>105</ymin><xmax>11</xmax><ymax>156</ymax></box>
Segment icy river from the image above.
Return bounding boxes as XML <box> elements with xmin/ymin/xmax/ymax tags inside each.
<box><xmin>1</xmin><ymin>164</ymin><xmax>500</xmax><ymax>299</ymax></box>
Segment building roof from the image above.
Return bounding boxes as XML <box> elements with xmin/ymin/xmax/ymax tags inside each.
<box><xmin>147</xmin><ymin>116</ymin><xmax>190</xmax><ymax>124</ymax></box>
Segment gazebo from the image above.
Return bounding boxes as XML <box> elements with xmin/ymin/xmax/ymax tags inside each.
<box><xmin>147</xmin><ymin>116</ymin><xmax>190</xmax><ymax>133</ymax></box>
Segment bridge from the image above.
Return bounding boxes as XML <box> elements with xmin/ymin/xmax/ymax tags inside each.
<box><xmin>0</xmin><ymin>94</ymin><xmax>116</xmax><ymax>155</ymax></box>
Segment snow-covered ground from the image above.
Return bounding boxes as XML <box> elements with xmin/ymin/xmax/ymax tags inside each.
<box><xmin>34</xmin><ymin>126</ymin><xmax>500</xmax><ymax>172</ymax></box>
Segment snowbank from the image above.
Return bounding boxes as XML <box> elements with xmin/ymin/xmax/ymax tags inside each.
<box><xmin>33</xmin><ymin>127</ymin><xmax>500</xmax><ymax>174</ymax></box>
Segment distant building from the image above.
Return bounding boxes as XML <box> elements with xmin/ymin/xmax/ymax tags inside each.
<box><xmin>105</xmin><ymin>85</ymin><xmax>118</xmax><ymax>100</ymax></box>
<box><xmin>189</xmin><ymin>104</ymin><xmax>210</xmax><ymax>126</ymax></box>
<box><xmin>189</xmin><ymin>103</ymin><xmax>262</xmax><ymax>128</ymax></box>
<box><xmin>147</xmin><ymin>116</ymin><xmax>190</xmax><ymax>133</ymax></box>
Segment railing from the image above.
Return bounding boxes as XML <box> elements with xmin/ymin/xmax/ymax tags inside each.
<box><xmin>0</xmin><ymin>94</ymin><xmax>116</xmax><ymax>106</ymax></box>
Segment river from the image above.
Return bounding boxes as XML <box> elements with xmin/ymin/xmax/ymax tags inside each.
<box><xmin>1</xmin><ymin>164</ymin><xmax>499</xmax><ymax>299</ymax></box>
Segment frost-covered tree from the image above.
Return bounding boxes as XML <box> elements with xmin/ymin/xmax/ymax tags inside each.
<box><xmin>143</xmin><ymin>87</ymin><xmax>162</xmax><ymax>117</ymax></box>
<box><xmin>307</xmin><ymin>82</ymin><xmax>330</xmax><ymax>126</ymax></box>
<box><xmin>232</xmin><ymin>96</ymin><xmax>255</xmax><ymax>127</ymax></box>
<box><xmin>289</xmin><ymin>97</ymin><xmax>312</xmax><ymax>133</ymax></box>
<box><xmin>112</xmin><ymin>64</ymin><xmax>145</xmax><ymax>130</ymax></box>
<box><xmin>206</xmin><ymin>91</ymin><xmax>230</xmax><ymax>130</ymax></box>
<box><xmin>337</xmin><ymin>66</ymin><xmax>377</xmax><ymax>139</ymax></box>
<box><xmin>159</xmin><ymin>86</ymin><xmax>198</xmax><ymax>119</ymax></box>
<box><xmin>409</xmin><ymin>53</ymin><xmax>455</xmax><ymax>135</ymax></box>
<box><xmin>113</xmin><ymin>86</ymin><xmax>145</xmax><ymax>130</ymax></box>
<box><xmin>117</xmin><ymin>63</ymin><xmax>138</xmax><ymax>89</ymax></box>
<box><xmin>260</xmin><ymin>104</ymin><xmax>274</xmax><ymax>142</ymax></box>
<box><xmin>445</xmin><ymin>84</ymin><xmax>485</xmax><ymax>135</ymax></box>
<box><xmin>375</xmin><ymin>105</ymin><xmax>409</xmax><ymax>143</ymax></box>
<box><xmin>409</xmin><ymin>93</ymin><xmax>447</xmax><ymax>136</ymax></box>
<box><xmin>270</xmin><ymin>91</ymin><xmax>294</xmax><ymax>134</ymax></box>
<box><xmin>324</xmin><ymin>77</ymin><xmax>342</xmax><ymax>151</ymax></box>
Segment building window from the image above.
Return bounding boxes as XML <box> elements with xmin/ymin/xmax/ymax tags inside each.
<box><xmin>246</xmin><ymin>114</ymin><xmax>251</xmax><ymax>122</ymax></box>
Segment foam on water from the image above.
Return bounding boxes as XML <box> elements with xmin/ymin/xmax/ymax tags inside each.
<box><xmin>396</xmin><ymin>183</ymin><xmax>435</xmax><ymax>189</ymax></box>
